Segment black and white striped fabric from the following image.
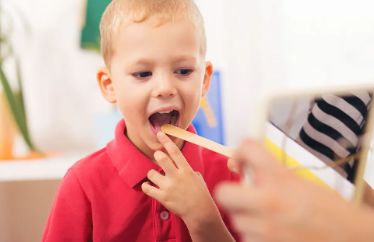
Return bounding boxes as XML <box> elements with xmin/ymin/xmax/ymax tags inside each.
<box><xmin>296</xmin><ymin>92</ymin><xmax>372</xmax><ymax>182</ymax></box>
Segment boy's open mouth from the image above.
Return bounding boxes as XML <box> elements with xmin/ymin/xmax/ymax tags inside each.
<box><xmin>149</xmin><ymin>110</ymin><xmax>180</xmax><ymax>132</ymax></box>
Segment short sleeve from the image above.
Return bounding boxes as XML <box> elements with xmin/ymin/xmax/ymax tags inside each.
<box><xmin>42</xmin><ymin>169</ymin><xmax>93</xmax><ymax>241</ymax></box>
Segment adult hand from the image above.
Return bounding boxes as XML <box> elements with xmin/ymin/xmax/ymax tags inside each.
<box><xmin>217</xmin><ymin>140</ymin><xmax>374</xmax><ymax>242</ymax></box>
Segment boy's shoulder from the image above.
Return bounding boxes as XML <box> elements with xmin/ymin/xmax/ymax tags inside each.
<box><xmin>72</xmin><ymin>147</ymin><xmax>109</xmax><ymax>169</ymax></box>
<box><xmin>67</xmin><ymin>147</ymin><xmax>114</xmax><ymax>184</ymax></box>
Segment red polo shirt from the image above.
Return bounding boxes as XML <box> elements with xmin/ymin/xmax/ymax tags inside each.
<box><xmin>43</xmin><ymin>120</ymin><xmax>241</xmax><ymax>242</ymax></box>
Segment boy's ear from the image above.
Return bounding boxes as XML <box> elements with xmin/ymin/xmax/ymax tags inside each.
<box><xmin>202</xmin><ymin>61</ymin><xmax>213</xmax><ymax>97</ymax></box>
<box><xmin>97</xmin><ymin>67</ymin><xmax>117</xmax><ymax>103</ymax></box>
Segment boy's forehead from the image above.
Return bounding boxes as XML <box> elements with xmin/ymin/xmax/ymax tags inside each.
<box><xmin>111</xmin><ymin>17</ymin><xmax>203</xmax><ymax>62</ymax></box>
<box><xmin>117</xmin><ymin>16</ymin><xmax>198</xmax><ymax>42</ymax></box>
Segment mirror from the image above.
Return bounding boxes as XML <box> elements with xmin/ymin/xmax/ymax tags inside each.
<box><xmin>265</xmin><ymin>90</ymin><xmax>374</xmax><ymax>201</ymax></box>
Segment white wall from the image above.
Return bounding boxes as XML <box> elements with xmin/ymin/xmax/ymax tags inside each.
<box><xmin>282</xmin><ymin>0</ymin><xmax>374</xmax><ymax>88</ymax></box>
<box><xmin>198</xmin><ymin>0</ymin><xmax>287</xmax><ymax>148</ymax></box>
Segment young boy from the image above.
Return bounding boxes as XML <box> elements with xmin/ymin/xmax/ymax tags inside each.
<box><xmin>42</xmin><ymin>0</ymin><xmax>241</xmax><ymax>241</ymax></box>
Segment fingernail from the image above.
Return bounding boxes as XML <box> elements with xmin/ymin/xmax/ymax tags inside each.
<box><xmin>157</xmin><ymin>132</ymin><xmax>166</xmax><ymax>139</ymax></box>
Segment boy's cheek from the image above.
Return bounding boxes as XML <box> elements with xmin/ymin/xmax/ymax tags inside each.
<box><xmin>117</xmin><ymin>96</ymin><xmax>146</xmax><ymax>117</ymax></box>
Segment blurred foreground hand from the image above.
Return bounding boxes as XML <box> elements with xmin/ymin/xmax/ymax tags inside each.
<box><xmin>218</xmin><ymin>140</ymin><xmax>374</xmax><ymax>242</ymax></box>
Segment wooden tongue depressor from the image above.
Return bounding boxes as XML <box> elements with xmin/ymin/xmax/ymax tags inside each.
<box><xmin>161</xmin><ymin>124</ymin><xmax>235</xmax><ymax>159</ymax></box>
<box><xmin>161</xmin><ymin>124</ymin><xmax>252</xmax><ymax>185</ymax></box>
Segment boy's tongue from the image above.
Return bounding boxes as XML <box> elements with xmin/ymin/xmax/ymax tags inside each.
<box><xmin>150</xmin><ymin>113</ymin><xmax>172</xmax><ymax>130</ymax></box>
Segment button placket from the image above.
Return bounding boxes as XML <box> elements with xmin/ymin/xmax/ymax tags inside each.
<box><xmin>153</xmin><ymin>168</ymin><xmax>175</xmax><ymax>240</ymax></box>
<box><xmin>155</xmin><ymin>203</ymin><xmax>174</xmax><ymax>240</ymax></box>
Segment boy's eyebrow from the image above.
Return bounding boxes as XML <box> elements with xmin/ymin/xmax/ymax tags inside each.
<box><xmin>129</xmin><ymin>55</ymin><xmax>197</xmax><ymax>66</ymax></box>
<box><xmin>171</xmin><ymin>55</ymin><xmax>197</xmax><ymax>63</ymax></box>
<box><xmin>129</xmin><ymin>58</ymin><xmax>155</xmax><ymax>66</ymax></box>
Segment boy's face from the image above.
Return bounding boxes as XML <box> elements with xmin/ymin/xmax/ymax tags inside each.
<box><xmin>98</xmin><ymin>17</ymin><xmax>213</xmax><ymax>154</ymax></box>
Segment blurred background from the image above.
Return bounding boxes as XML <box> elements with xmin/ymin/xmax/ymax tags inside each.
<box><xmin>1</xmin><ymin>0</ymin><xmax>374</xmax><ymax>241</ymax></box>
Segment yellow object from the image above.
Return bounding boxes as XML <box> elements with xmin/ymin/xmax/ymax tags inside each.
<box><xmin>200</xmin><ymin>97</ymin><xmax>218</xmax><ymax>128</ymax></box>
<box><xmin>264</xmin><ymin>138</ymin><xmax>332</xmax><ymax>190</ymax></box>
<box><xmin>0</xmin><ymin>93</ymin><xmax>16</xmax><ymax>160</ymax></box>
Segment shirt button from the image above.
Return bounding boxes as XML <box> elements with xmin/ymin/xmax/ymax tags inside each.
<box><xmin>160</xmin><ymin>211</ymin><xmax>169</xmax><ymax>221</ymax></box>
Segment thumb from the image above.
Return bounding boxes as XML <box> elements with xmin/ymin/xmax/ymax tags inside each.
<box><xmin>235</xmin><ymin>139</ymin><xmax>283</xmax><ymax>176</ymax></box>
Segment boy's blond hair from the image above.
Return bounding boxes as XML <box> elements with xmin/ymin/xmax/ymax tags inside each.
<box><xmin>100</xmin><ymin>0</ymin><xmax>207</xmax><ymax>68</ymax></box>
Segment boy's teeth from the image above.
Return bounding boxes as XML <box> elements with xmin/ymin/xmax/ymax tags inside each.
<box><xmin>158</xmin><ymin>110</ymin><xmax>173</xmax><ymax>114</ymax></box>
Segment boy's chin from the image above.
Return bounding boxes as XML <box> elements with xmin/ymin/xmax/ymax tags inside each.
<box><xmin>149</xmin><ymin>142</ymin><xmax>165</xmax><ymax>152</ymax></box>
<box><xmin>146</xmin><ymin>137</ymin><xmax>165</xmax><ymax>151</ymax></box>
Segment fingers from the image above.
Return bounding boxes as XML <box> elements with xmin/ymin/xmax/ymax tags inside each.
<box><xmin>141</xmin><ymin>181</ymin><xmax>164</xmax><ymax>201</ymax></box>
<box><xmin>157</xmin><ymin>132</ymin><xmax>188</xmax><ymax>170</ymax></box>
<box><xmin>215</xmin><ymin>182</ymin><xmax>260</xmax><ymax>213</ymax></box>
<box><xmin>235</xmin><ymin>139</ymin><xmax>282</xmax><ymax>175</ymax></box>
<box><xmin>147</xmin><ymin>169</ymin><xmax>167</xmax><ymax>187</ymax></box>
<box><xmin>154</xmin><ymin>151</ymin><xmax>177</xmax><ymax>175</ymax></box>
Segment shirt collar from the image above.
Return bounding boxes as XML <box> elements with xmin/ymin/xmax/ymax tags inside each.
<box><xmin>107</xmin><ymin>119</ymin><xmax>204</xmax><ymax>188</ymax></box>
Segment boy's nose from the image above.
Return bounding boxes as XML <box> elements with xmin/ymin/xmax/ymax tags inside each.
<box><xmin>153</xmin><ymin>76</ymin><xmax>177</xmax><ymax>98</ymax></box>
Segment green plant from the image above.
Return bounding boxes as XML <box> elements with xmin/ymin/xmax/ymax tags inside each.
<box><xmin>0</xmin><ymin>2</ymin><xmax>38</xmax><ymax>153</ymax></box>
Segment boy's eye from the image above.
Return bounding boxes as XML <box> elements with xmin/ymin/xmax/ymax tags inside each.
<box><xmin>175</xmin><ymin>69</ymin><xmax>193</xmax><ymax>76</ymax></box>
<box><xmin>132</xmin><ymin>72</ymin><xmax>152</xmax><ymax>78</ymax></box>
